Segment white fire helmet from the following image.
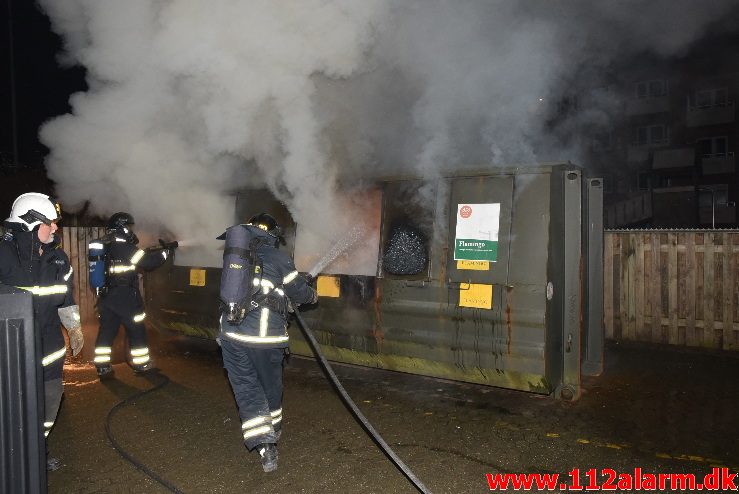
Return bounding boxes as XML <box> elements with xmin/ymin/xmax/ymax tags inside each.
<box><xmin>6</xmin><ymin>192</ymin><xmax>61</xmax><ymax>231</ymax></box>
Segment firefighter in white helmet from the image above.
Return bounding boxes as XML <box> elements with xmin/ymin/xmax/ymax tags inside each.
<box><xmin>0</xmin><ymin>192</ymin><xmax>84</xmax><ymax>471</ymax></box>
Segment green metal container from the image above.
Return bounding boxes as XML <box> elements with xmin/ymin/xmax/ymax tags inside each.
<box><xmin>145</xmin><ymin>163</ymin><xmax>603</xmax><ymax>399</ymax></box>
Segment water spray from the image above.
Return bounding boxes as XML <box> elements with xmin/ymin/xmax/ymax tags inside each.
<box><xmin>307</xmin><ymin>226</ymin><xmax>366</xmax><ymax>278</ymax></box>
<box><xmin>171</xmin><ymin>238</ymin><xmax>198</xmax><ymax>248</ymax></box>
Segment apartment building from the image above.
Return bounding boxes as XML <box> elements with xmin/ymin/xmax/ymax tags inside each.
<box><xmin>593</xmin><ymin>36</ymin><xmax>739</xmax><ymax>228</ymax></box>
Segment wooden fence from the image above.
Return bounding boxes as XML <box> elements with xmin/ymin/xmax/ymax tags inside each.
<box><xmin>59</xmin><ymin>226</ymin><xmax>106</xmax><ymax>325</ymax></box>
<box><xmin>604</xmin><ymin>231</ymin><xmax>739</xmax><ymax>351</ymax></box>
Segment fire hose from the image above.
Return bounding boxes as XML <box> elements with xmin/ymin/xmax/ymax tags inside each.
<box><xmin>105</xmin><ymin>372</ymin><xmax>185</xmax><ymax>494</ymax></box>
<box><xmin>294</xmin><ymin>310</ymin><xmax>432</xmax><ymax>494</ymax></box>
<box><xmin>103</xmin><ymin>312</ymin><xmax>430</xmax><ymax>493</ymax></box>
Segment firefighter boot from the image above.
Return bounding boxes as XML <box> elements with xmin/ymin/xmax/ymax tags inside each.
<box><xmin>132</xmin><ymin>361</ymin><xmax>157</xmax><ymax>374</ymax></box>
<box><xmin>96</xmin><ymin>365</ymin><xmax>114</xmax><ymax>380</ymax></box>
<box><xmin>46</xmin><ymin>445</ymin><xmax>61</xmax><ymax>472</ymax></box>
<box><xmin>258</xmin><ymin>443</ymin><xmax>278</xmax><ymax>472</ymax></box>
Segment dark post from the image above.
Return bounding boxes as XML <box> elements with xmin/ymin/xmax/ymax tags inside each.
<box><xmin>582</xmin><ymin>178</ymin><xmax>604</xmax><ymax>376</ymax></box>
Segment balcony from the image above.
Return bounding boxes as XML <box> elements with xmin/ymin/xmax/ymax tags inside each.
<box><xmin>701</xmin><ymin>153</ymin><xmax>736</xmax><ymax>175</ymax></box>
<box><xmin>626</xmin><ymin>96</ymin><xmax>671</xmax><ymax>116</ymax></box>
<box><xmin>686</xmin><ymin>101</ymin><xmax>735</xmax><ymax>127</ymax></box>
<box><xmin>652</xmin><ymin>186</ymin><xmax>697</xmax><ymax>228</ymax></box>
<box><xmin>627</xmin><ymin>146</ymin><xmax>649</xmax><ymax>163</ymax></box>
<box><xmin>652</xmin><ymin>147</ymin><xmax>695</xmax><ymax>169</ymax></box>
<box><xmin>699</xmin><ymin>204</ymin><xmax>737</xmax><ymax>226</ymax></box>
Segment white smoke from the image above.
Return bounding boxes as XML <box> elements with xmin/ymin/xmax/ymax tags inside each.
<box><xmin>38</xmin><ymin>0</ymin><xmax>738</xmax><ymax>265</ymax></box>
<box><xmin>39</xmin><ymin>0</ymin><xmax>388</xmax><ymax>264</ymax></box>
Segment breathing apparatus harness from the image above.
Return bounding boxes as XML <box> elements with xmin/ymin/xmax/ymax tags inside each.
<box><xmin>89</xmin><ymin>232</ymin><xmax>135</xmax><ymax>298</ymax></box>
<box><xmin>220</xmin><ymin>225</ymin><xmax>289</xmax><ymax>324</ymax></box>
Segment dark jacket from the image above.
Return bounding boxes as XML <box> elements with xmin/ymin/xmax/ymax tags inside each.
<box><xmin>220</xmin><ymin>226</ymin><xmax>316</xmax><ymax>348</ymax></box>
<box><xmin>0</xmin><ymin>225</ymin><xmax>74</xmax><ymax>372</ymax></box>
<box><xmin>95</xmin><ymin>234</ymin><xmax>168</xmax><ymax>312</ymax></box>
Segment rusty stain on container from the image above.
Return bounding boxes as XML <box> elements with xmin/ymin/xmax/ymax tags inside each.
<box><xmin>372</xmin><ymin>281</ymin><xmax>385</xmax><ymax>350</ymax></box>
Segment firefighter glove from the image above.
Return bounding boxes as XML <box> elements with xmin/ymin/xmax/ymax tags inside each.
<box><xmin>67</xmin><ymin>327</ymin><xmax>84</xmax><ymax>357</ymax></box>
<box><xmin>58</xmin><ymin>305</ymin><xmax>82</xmax><ymax>331</ymax></box>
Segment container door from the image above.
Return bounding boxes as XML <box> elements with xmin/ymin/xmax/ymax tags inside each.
<box><xmin>447</xmin><ymin>173</ymin><xmax>552</xmax><ymax>394</ymax></box>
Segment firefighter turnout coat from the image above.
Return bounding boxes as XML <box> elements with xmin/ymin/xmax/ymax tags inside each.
<box><xmin>219</xmin><ymin>226</ymin><xmax>317</xmax><ymax>348</ymax></box>
<box><xmin>0</xmin><ymin>228</ymin><xmax>75</xmax><ymax>381</ymax></box>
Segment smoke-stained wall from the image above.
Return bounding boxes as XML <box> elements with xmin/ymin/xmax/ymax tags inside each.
<box><xmin>37</xmin><ymin>0</ymin><xmax>739</xmax><ymax>265</ymax></box>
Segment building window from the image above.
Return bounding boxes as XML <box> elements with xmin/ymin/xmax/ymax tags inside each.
<box><xmin>633</xmin><ymin>124</ymin><xmax>669</xmax><ymax>146</ymax></box>
<box><xmin>696</xmin><ymin>136</ymin><xmax>728</xmax><ymax>158</ymax></box>
<box><xmin>636</xmin><ymin>80</ymin><xmax>667</xmax><ymax>99</ymax></box>
<box><xmin>637</xmin><ymin>172</ymin><xmax>651</xmax><ymax>191</ymax></box>
<box><xmin>694</xmin><ymin>88</ymin><xmax>729</xmax><ymax>109</ymax></box>
<box><xmin>698</xmin><ymin>185</ymin><xmax>729</xmax><ymax>208</ymax></box>
<box><xmin>655</xmin><ymin>175</ymin><xmax>672</xmax><ymax>188</ymax></box>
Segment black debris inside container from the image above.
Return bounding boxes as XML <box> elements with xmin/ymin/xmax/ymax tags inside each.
<box><xmin>382</xmin><ymin>225</ymin><xmax>428</xmax><ymax>275</ymax></box>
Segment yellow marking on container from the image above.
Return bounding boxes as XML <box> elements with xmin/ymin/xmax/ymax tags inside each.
<box><xmin>459</xmin><ymin>283</ymin><xmax>493</xmax><ymax>309</ymax></box>
<box><xmin>457</xmin><ymin>260</ymin><xmax>490</xmax><ymax>271</ymax></box>
<box><xmin>546</xmin><ymin>433</ymin><xmax>560</xmax><ymax>438</ymax></box>
<box><xmin>189</xmin><ymin>268</ymin><xmax>206</xmax><ymax>287</ymax></box>
<box><xmin>317</xmin><ymin>275</ymin><xmax>340</xmax><ymax>298</ymax></box>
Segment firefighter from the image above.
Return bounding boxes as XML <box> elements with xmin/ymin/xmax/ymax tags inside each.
<box><xmin>218</xmin><ymin>213</ymin><xmax>317</xmax><ymax>473</ymax></box>
<box><xmin>0</xmin><ymin>192</ymin><xmax>84</xmax><ymax>471</ymax></box>
<box><xmin>91</xmin><ymin>212</ymin><xmax>173</xmax><ymax>377</ymax></box>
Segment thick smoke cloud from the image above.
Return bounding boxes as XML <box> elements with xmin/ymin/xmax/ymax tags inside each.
<box><xmin>38</xmin><ymin>0</ymin><xmax>737</xmax><ymax>265</ymax></box>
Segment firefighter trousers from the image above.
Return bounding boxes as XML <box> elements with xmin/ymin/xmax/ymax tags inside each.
<box><xmin>221</xmin><ymin>337</ymin><xmax>285</xmax><ymax>450</ymax></box>
<box><xmin>95</xmin><ymin>296</ymin><xmax>149</xmax><ymax>369</ymax></box>
<box><xmin>43</xmin><ymin>376</ymin><xmax>63</xmax><ymax>439</ymax></box>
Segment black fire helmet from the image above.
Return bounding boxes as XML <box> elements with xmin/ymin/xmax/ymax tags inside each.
<box><xmin>247</xmin><ymin>212</ymin><xmax>283</xmax><ymax>238</ymax></box>
<box><xmin>108</xmin><ymin>212</ymin><xmax>135</xmax><ymax>230</ymax></box>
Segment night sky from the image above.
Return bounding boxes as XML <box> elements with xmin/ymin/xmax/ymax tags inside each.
<box><xmin>1</xmin><ymin>0</ymin><xmax>86</xmax><ymax>169</ymax></box>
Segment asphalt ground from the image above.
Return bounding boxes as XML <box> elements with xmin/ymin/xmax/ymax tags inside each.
<box><xmin>47</xmin><ymin>328</ymin><xmax>739</xmax><ymax>494</ymax></box>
